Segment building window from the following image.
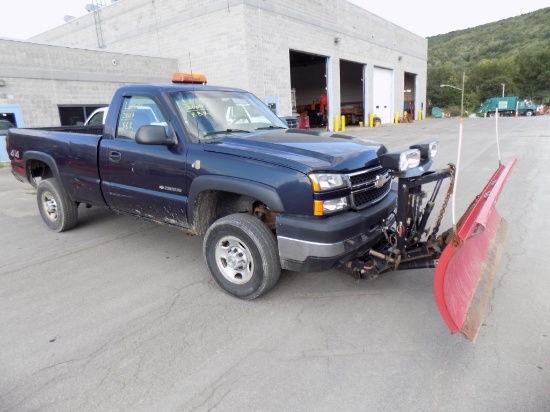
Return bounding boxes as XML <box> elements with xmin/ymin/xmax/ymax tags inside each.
<box><xmin>58</xmin><ymin>105</ymin><xmax>107</xmax><ymax>126</ymax></box>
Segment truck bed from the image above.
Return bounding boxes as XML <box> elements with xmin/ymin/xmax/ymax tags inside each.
<box><xmin>9</xmin><ymin>125</ymin><xmax>107</xmax><ymax>207</ymax></box>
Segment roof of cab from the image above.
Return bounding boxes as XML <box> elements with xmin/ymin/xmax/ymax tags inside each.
<box><xmin>117</xmin><ymin>83</ymin><xmax>248</xmax><ymax>94</ymax></box>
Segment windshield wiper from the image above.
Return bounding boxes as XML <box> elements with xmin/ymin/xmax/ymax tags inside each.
<box><xmin>255</xmin><ymin>125</ymin><xmax>287</xmax><ymax>130</ymax></box>
<box><xmin>203</xmin><ymin>129</ymin><xmax>251</xmax><ymax>137</ymax></box>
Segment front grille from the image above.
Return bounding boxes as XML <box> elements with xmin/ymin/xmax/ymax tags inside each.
<box><xmin>347</xmin><ymin>165</ymin><xmax>391</xmax><ymax>210</ymax></box>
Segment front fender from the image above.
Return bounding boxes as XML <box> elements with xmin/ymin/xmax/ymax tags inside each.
<box><xmin>187</xmin><ymin>175</ymin><xmax>285</xmax><ymax>224</ymax></box>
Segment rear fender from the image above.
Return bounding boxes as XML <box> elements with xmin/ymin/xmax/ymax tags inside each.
<box><xmin>22</xmin><ymin>151</ymin><xmax>63</xmax><ymax>188</ymax></box>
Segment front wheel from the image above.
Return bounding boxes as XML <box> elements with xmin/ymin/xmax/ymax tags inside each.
<box><xmin>37</xmin><ymin>178</ymin><xmax>78</xmax><ymax>232</ymax></box>
<box><xmin>525</xmin><ymin>110</ymin><xmax>533</xmax><ymax>117</ymax></box>
<box><xmin>203</xmin><ymin>213</ymin><xmax>281</xmax><ymax>299</ymax></box>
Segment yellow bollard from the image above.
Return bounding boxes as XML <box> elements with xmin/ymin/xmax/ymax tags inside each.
<box><xmin>359</xmin><ymin>121</ymin><xmax>363</xmax><ymax>127</ymax></box>
<box><xmin>341</xmin><ymin>115</ymin><xmax>346</xmax><ymax>132</ymax></box>
<box><xmin>369</xmin><ymin>113</ymin><xmax>374</xmax><ymax>128</ymax></box>
<box><xmin>419</xmin><ymin>110</ymin><xmax>423</xmax><ymax>121</ymax></box>
<box><xmin>333</xmin><ymin>116</ymin><xmax>339</xmax><ymax>132</ymax></box>
<box><xmin>394</xmin><ymin>112</ymin><xmax>399</xmax><ymax>124</ymax></box>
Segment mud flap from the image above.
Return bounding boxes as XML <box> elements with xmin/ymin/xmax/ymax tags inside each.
<box><xmin>434</xmin><ymin>159</ymin><xmax>516</xmax><ymax>341</ymax></box>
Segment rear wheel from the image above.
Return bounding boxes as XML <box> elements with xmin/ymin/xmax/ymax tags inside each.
<box><xmin>203</xmin><ymin>213</ymin><xmax>281</xmax><ymax>299</ymax></box>
<box><xmin>525</xmin><ymin>110</ymin><xmax>533</xmax><ymax>117</ymax></box>
<box><xmin>37</xmin><ymin>178</ymin><xmax>78</xmax><ymax>232</ymax></box>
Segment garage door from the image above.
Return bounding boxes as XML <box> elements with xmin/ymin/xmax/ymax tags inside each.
<box><xmin>373</xmin><ymin>67</ymin><xmax>393</xmax><ymax>124</ymax></box>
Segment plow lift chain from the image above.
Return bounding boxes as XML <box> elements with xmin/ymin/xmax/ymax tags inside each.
<box><xmin>429</xmin><ymin>164</ymin><xmax>455</xmax><ymax>242</ymax></box>
<box><xmin>345</xmin><ymin>164</ymin><xmax>456</xmax><ymax>280</ymax></box>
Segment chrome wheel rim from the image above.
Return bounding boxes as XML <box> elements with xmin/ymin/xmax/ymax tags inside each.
<box><xmin>214</xmin><ymin>235</ymin><xmax>254</xmax><ymax>284</ymax></box>
<box><xmin>41</xmin><ymin>191</ymin><xmax>59</xmax><ymax>222</ymax></box>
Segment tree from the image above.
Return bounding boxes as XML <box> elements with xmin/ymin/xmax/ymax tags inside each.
<box><xmin>515</xmin><ymin>46</ymin><xmax>550</xmax><ymax>103</ymax></box>
<box><xmin>427</xmin><ymin>8</ymin><xmax>550</xmax><ymax>109</ymax></box>
<box><xmin>466</xmin><ymin>59</ymin><xmax>519</xmax><ymax>101</ymax></box>
<box><xmin>427</xmin><ymin>63</ymin><xmax>462</xmax><ymax>108</ymax></box>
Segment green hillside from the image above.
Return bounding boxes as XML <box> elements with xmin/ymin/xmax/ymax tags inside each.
<box><xmin>427</xmin><ymin>7</ymin><xmax>550</xmax><ymax>115</ymax></box>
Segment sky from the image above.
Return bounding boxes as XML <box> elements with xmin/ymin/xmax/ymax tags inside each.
<box><xmin>0</xmin><ymin>0</ymin><xmax>548</xmax><ymax>40</ymax></box>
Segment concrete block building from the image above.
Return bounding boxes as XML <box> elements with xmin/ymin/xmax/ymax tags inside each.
<box><xmin>31</xmin><ymin>0</ymin><xmax>427</xmax><ymax>126</ymax></box>
<box><xmin>0</xmin><ymin>0</ymin><xmax>427</xmax><ymax>159</ymax></box>
<box><xmin>0</xmin><ymin>39</ymin><xmax>178</xmax><ymax>160</ymax></box>
<box><xmin>0</xmin><ymin>39</ymin><xmax>178</xmax><ymax>126</ymax></box>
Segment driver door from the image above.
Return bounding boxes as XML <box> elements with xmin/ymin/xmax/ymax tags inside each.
<box><xmin>101</xmin><ymin>94</ymin><xmax>190</xmax><ymax>227</ymax></box>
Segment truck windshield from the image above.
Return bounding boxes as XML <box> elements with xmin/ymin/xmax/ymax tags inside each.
<box><xmin>170</xmin><ymin>90</ymin><xmax>287</xmax><ymax>141</ymax></box>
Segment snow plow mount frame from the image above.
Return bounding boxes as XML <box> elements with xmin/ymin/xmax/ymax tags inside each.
<box><xmin>343</xmin><ymin>165</ymin><xmax>454</xmax><ymax>280</ymax></box>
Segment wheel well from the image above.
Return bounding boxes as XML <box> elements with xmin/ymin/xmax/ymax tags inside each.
<box><xmin>26</xmin><ymin>160</ymin><xmax>53</xmax><ymax>188</ymax></box>
<box><xmin>192</xmin><ymin>190</ymin><xmax>276</xmax><ymax>236</ymax></box>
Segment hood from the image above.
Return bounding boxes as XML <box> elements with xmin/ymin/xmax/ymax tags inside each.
<box><xmin>202</xmin><ymin>129</ymin><xmax>387</xmax><ymax>173</ymax></box>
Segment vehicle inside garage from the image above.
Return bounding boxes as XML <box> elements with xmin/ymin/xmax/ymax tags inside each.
<box><xmin>289</xmin><ymin>50</ymin><xmax>328</xmax><ymax>128</ymax></box>
<box><xmin>404</xmin><ymin>72</ymin><xmax>417</xmax><ymax>121</ymax></box>
<box><xmin>289</xmin><ymin>52</ymin><xmax>368</xmax><ymax>128</ymax></box>
<box><xmin>340</xmin><ymin>60</ymin><xmax>365</xmax><ymax>125</ymax></box>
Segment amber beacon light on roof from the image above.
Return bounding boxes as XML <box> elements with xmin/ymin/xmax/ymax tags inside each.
<box><xmin>171</xmin><ymin>73</ymin><xmax>207</xmax><ymax>84</ymax></box>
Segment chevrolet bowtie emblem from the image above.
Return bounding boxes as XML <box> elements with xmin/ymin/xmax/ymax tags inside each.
<box><xmin>374</xmin><ymin>174</ymin><xmax>388</xmax><ymax>188</ymax></box>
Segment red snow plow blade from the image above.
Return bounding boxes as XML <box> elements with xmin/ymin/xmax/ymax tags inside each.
<box><xmin>434</xmin><ymin>159</ymin><xmax>516</xmax><ymax>341</ymax></box>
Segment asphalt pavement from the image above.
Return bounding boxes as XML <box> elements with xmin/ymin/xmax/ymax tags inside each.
<box><xmin>1</xmin><ymin>115</ymin><xmax>549</xmax><ymax>411</ymax></box>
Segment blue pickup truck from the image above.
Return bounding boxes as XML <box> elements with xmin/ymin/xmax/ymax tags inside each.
<box><xmin>7</xmin><ymin>79</ymin><xmax>449</xmax><ymax>301</ymax></box>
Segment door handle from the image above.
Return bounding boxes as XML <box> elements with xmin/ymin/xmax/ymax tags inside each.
<box><xmin>109</xmin><ymin>151</ymin><xmax>121</xmax><ymax>162</ymax></box>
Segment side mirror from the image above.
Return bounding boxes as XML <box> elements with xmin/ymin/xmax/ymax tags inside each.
<box><xmin>135</xmin><ymin>125</ymin><xmax>175</xmax><ymax>146</ymax></box>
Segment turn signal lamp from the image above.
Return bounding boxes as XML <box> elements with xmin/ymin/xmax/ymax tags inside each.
<box><xmin>313</xmin><ymin>197</ymin><xmax>349</xmax><ymax>216</ymax></box>
<box><xmin>171</xmin><ymin>73</ymin><xmax>207</xmax><ymax>84</ymax></box>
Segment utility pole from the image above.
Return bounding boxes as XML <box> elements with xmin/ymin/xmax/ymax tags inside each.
<box><xmin>440</xmin><ymin>71</ymin><xmax>465</xmax><ymax>117</ymax></box>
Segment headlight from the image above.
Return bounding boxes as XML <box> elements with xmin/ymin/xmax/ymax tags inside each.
<box><xmin>380</xmin><ymin>149</ymin><xmax>421</xmax><ymax>172</ymax></box>
<box><xmin>309</xmin><ymin>173</ymin><xmax>349</xmax><ymax>192</ymax></box>
<box><xmin>314</xmin><ymin>197</ymin><xmax>349</xmax><ymax>216</ymax></box>
<box><xmin>410</xmin><ymin>141</ymin><xmax>438</xmax><ymax>159</ymax></box>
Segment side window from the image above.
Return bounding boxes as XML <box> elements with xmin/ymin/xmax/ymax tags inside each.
<box><xmin>116</xmin><ymin>96</ymin><xmax>166</xmax><ymax>140</ymax></box>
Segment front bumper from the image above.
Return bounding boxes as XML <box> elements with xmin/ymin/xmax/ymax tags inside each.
<box><xmin>276</xmin><ymin>186</ymin><xmax>397</xmax><ymax>272</ymax></box>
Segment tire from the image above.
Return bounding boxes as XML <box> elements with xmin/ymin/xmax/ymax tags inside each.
<box><xmin>203</xmin><ymin>213</ymin><xmax>281</xmax><ymax>299</ymax></box>
<box><xmin>36</xmin><ymin>178</ymin><xmax>78</xmax><ymax>232</ymax></box>
<box><xmin>525</xmin><ymin>110</ymin><xmax>533</xmax><ymax>117</ymax></box>
<box><xmin>488</xmin><ymin>112</ymin><xmax>495</xmax><ymax>117</ymax></box>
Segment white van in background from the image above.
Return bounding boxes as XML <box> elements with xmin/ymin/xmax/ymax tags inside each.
<box><xmin>84</xmin><ymin>107</ymin><xmax>109</xmax><ymax>126</ymax></box>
